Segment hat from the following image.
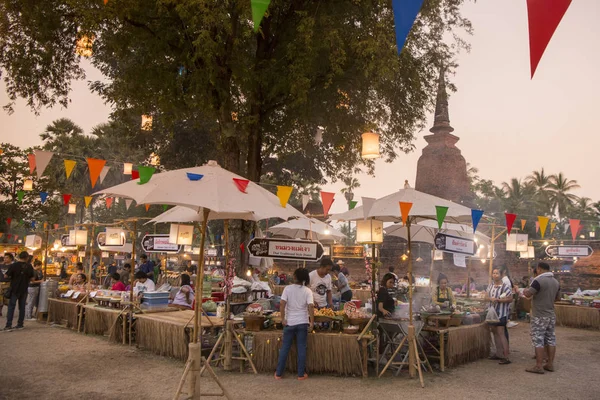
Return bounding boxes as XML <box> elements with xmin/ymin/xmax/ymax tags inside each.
<box><xmin>336</xmin><ymin>260</ymin><xmax>345</xmax><ymax>265</ymax></box>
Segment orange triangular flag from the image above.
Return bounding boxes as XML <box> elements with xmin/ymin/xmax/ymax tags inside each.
<box><xmin>521</xmin><ymin>219</ymin><xmax>526</xmax><ymax>230</ymax></box>
<box><xmin>320</xmin><ymin>192</ymin><xmax>335</xmax><ymax>216</ymax></box>
<box><xmin>84</xmin><ymin>196</ymin><xmax>93</xmax><ymax>208</ymax></box>
<box><xmin>550</xmin><ymin>222</ymin><xmax>557</xmax><ymax>233</ymax></box>
<box><xmin>28</xmin><ymin>153</ymin><xmax>36</xmax><ymax>174</ymax></box>
<box><xmin>106</xmin><ymin>198</ymin><xmax>113</xmax><ymax>209</ymax></box>
<box><xmin>87</xmin><ymin>158</ymin><xmax>107</xmax><ymax>188</ymax></box>
<box><xmin>64</xmin><ymin>160</ymin><xmax>76</xmax><ymax>179</ymax></box>
<box><xmin>145</xmin><ymin>204</ymin><xmax>151</xmax><ymax>212</ymax></box>
<box><xmin>399</xmin><ymin>202</ymin><xmax>413</xmax><ymax>226</ymax></box>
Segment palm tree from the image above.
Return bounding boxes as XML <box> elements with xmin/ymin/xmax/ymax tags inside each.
<box><xmin>500</xmin><ymin>178</ymin><xmax>534</xmax><ymax>215</ymax></box>
<box><xmin>548</xmin><ymin>173</ymin><xmax>580</xmax><ymax>220</ymax></box>
<box><xmin>526</xmin><ymin>168</ymin><xmax>553</xmax><ymax>216</ymax></box>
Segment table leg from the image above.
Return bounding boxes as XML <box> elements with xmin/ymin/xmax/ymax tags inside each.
<box><xmin>440</xmin><ymin>331</ymin><xmax>445</xmax><ymax>372</ymax></box>
<box><xmin>361</xmin><ymin>338</ymin><xmax>368</xmax><ymax>378</ymax></box>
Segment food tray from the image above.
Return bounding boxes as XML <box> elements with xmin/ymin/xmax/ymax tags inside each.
<box><xmin>343</xmin><ymin>326</ymin><xmax>359</xmax><ymax>334</ymax></box>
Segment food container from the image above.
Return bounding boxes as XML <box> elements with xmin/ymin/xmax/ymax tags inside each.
<box><xmin>348</xmin><ymin>317</ymin><xmax>370</xmax><ymax>330</ymax></box>
<box><xmin>343</xmin><ymin>325</ymin><xmax>360</xmax><ymax>334</ymax></box>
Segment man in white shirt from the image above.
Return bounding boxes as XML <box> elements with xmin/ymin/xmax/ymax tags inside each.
<box><xmin>309</xmin><ymin>258</ymin><xmax>333</xmax><ymax>309</ymax></box>
<box><xmin>133</xmin><ymin>270</ymin><xmax>156</xmax><ymax>295</ymax></box>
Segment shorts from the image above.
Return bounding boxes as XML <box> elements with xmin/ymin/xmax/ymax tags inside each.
<box><xmin>530</xmin><ymin>315</ymin><xmax>556</xmax><ymax>348</ymax></box>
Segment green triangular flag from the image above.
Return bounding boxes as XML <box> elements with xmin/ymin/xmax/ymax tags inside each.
<box><xmin>17</xmin><ymin>190</ymin><xmax>25</xmax><ymax>203</ymax></box>
<box><xmin>137</xmin><ymin>165</ymin><xmax>156</xmax><ymax>185</ymax></box>
<box><xmin>349</xmin><ymin>200</ymin><xmax>358</xmax><ymax>210</ymax></box>
<box><xmin>163</xmin><ymin>205</ymin><xmax>168</xmax><ymax>212</ymax></box>
<box><xmin>251</xmin><ymin>0</ymin><xmax>271</xmax><ymax>32</ymax></box>
<box><xmin>435</xmin><ymin>206</ymin><xmax>449</xmax><ymax>229</ymax></box>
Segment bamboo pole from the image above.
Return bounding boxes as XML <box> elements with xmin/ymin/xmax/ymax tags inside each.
<box><xmin>223</xmin><ymin>220</ymin><xmax>233</xmax><ymax>371</ymax></box>
<box><xmin>193</xmin><ymin>209</ymin><xmax>210</xmax><ymax>343</ymax></box>
<box><xmin>488</xmin><ymin>225</ymin><xmax>495</xmax><ymax>285</ymax></box>
<box><xmin>406</xmin><ymin>218</ymin><xmax>416</xmax><ymax>378</ymax></box>
<box><xmin>129</xmin><ymin>220</ymin><xmax>137</xmax><ymax>346</ymax></box>
<box><xmin>466</xmin><ymin>257</ymin><xmax>472</xmax><ymax>299</ymax></box>
<box><xmin>43</xmin><ymin>227</ymin><xmax>50</xmax><ymax>280</ymax></box>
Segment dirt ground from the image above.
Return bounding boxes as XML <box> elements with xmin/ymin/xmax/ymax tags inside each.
<box><xmin>0</xmin><ymin>316</ymin><xmax>598</xmax><ymax>400</ymax></box>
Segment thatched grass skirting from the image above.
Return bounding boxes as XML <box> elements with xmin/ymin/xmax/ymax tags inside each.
<box><xmin>446</xmin><ymin>323</ymin><xmax>491</xmax><ymax>368</ymax></box>
<box><xmin>555</xmin><ymin>305</ymin><xmax>600</xmax><ymax>330</ymax></box>
<box><xmin>251</xmin><ymin>331</ymin><xmax>364</xmax><ymax>376</ymax></box>
<box><xmin>84</xmin><ymin>306</ymin><xmax>121</xmax><ymax>341</ymax></box>
<box><xmin>47</xmin><ymin>299</ymin><xmax>80</xmax><ymax>329</ymax></box>
<box><xmin>135</xmin><ymin>311</ymin><xmax>224</xmax><ymax>361</ymax></box>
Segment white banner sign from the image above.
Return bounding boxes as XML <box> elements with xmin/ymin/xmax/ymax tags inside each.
<box><xmin>453</xmin><ymin>253</ymin><xmax>467</xmax><ymax>268</ymax></box>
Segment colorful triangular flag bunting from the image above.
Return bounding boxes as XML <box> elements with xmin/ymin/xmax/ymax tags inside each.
<box><xmin>137</xmin><ymin>166</ymin><xmax>156</xmax><ymax>185</ymax></box>
<box><xmin>64</xmin><ymin>160</ymin><xmax>76</xmax><ymax>179</ymax></box>
<box><xmin>233</xmin><ymin>178</ymin><xmax>250</xmax><ymax>193</ymax></box>
<box><xmin>87</xmin><ymin>158</ymin><xmax>106</xmax><ymax>188</ymax></box>
<box><xmin>392</xmin><ymin>0</ymin><xmax>425</xmax><ymax>54</ymax></box>
<box><xmin>301</xmin><ymin>194</ymin><xmax>310</xmax><ymax>211</ymax></box>
<box><xmin>471</xmin><ymin>209</ymin><xmax>484</xmax><ymax>233</ymax></box>
<box><xmin>276</xmin><ymin>186</ymin><xmax>293</xmax><ymax>208</ymax></box>
<box><xmin>348</xmin><ymin>200</ymin><xmax>358</xmax><ymax>210</ymax></box>
<box><xmin>39</xmin><ymin>192</ymin><xmax>48</xmax><ymax>204</ymax></box>
<box><xmin>320</xmin><ymin>192</ymin><xmax>335</xmax><ymax>216</ymax></box>
<box><xmin>27</xmin><ymin>153</ymin><xmax>36</xmax><ymax>174</ymax></box>
<box><xmin>435</xmin><ymin>206</ymin><xmax>449</xmax><ymax>229</ymax></box>
<box><xmin>106</xmin><ymin>198</ymin><xmax>113</xmax><ymax>209</ymax></box>
<box><xmin>251</xmin><ymin>0</ymin><xmax>271</xmax><ymax>32</ymax></box>
<box><xmin>17</xmin><ymin>190</ymin><xmax>25</xmax><ymax>203</ymax></box>
<box><xmin>505</xmin><ymin>213</ymin><xmax>517</xmax><ymax>235</ymax></box>
<box><xmin>569</xmin><ymin>219</ymin><xmax>581</xmax><ymax>241</ymax></box>
<box><xmin>62</xmin><ymin>194</ymin><xmax>72</xmax><ymax>205</ymax></box>
<box><xmin>538</xmin><ymin>216</ymin><xmax>550</xmax><ymax>238</ymax></box>
<box><xmin>399</xmin><ymin>202</ymin><xmax>413</xmax><ymax>226</ymax></box>
<box><xmin>125</xmin><ymin>199</ymin><xmax>133</xmax><ymax>210</ymax></box>
<box><xmin>84</xmin><ymin>196</ymin><xmax>93</xmax><ymax>208</ymax></box>
<box><xmin>99</xmin><ymin>166</ymin><xmax>111</xmax><ymax>184</ymax></box>
<box><xmin>34</xmin><ymin>150</ymin><xmax>53</xmax><ymax>178</ymax></box>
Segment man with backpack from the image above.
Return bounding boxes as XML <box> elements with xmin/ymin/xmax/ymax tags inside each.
<box><xmin>3</xmin><ymin>251</ymin><xmax>35</xmax><ymax>331</ymax></box>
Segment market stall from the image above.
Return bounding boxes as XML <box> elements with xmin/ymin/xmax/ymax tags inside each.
<box><xmin>422</xmin><ymin>323</ymin><xmax>491</xmax><ymax>370</ymax></box>
<box><xmin>47</xmin><ymin>297</ymin><xmax>85</xmax><ymax>330</ymax></box>
<box><xmin>555</xmin><ymin>304</ymin><xmax>600</xmax><ymax>330</ymax></box>
<box><xmin>83</xmin><ymin>304</ymin><xmax>125</xmax><ymax>341</ymax></box>
<box><xmin>135</xmin><ymin>310</ymin><xmax>224</xmax><ymax>360</ymax></box>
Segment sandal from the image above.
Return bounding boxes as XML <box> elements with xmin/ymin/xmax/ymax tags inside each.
<box><xmin>543</xmin><ymin>365</ymin><xmax>554</xmax><ymax>372</ymax></box>
<box><xmin>499</xmin><ymin>359</ymin><xmax>511</xmax><ymax>365</ymax></box>
<box><xmin>525</xmin><ymin>367</ymin><xmax>544</xmax><ymax>374</ymax></box>
<box><xmin>298</xmin><ymin>373</ymin><xmax>308</xmax><ymax>381</ymax></box>
<box><xmin>274</xmin><ymin>373</ymin><xmax>282</xmax><ymax>380</ymax></box>
<box><xmin>488</xmin><ymin>355</ymin><xmax>502</xmax><ymax>360</ymax></box>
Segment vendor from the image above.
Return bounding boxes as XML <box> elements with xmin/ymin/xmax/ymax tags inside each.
<box><xmin>331</xmin><ymin>264</ymin><xmax>352</xmax><ymax>303</ymax></box>
<box><xmin>68</xmin><ymin>263</ymin><xmax>85</xmax><ymax>287</ymax></box>
<box><xmin>110</xmin><ymin>273</ymin><xmax>126</xmax><ymax>291</ymax></box>
<box><xmin>169</xmin><ymin>274</ymin><xmax>194</xmax><ymax>309</ymax></box>
<box><xmin>309</xmin><ymin>257</ymin><xmax>333</xmax><ymax>309</ymax></box>
<box><xmin>433</xmin><ymin>274</ymin><xmax>455</xmax><ymax>309</ymax></box>
<box><xmin>461</xmin><ymin>277</ymin><xmax>476</xmax><ymax>293</ymax></box>
<box><xmin>377</xmin><ymin>273</ymin><xmax>396</xmax><ymax>318</ymax></box>
<box><xmin>71</xmin><ymin>273</ymin><xmax>87</xmax><ymax>291</ymax></box>
<box><xmin>133</xmin><ymin>271</ymin><xmax>156</xmax><ymax>296</ymax></box>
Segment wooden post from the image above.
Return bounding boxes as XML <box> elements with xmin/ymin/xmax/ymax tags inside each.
<box><xmin>43</xmin><ymin>227</ymin><xmax>50</xmax><ymax>280</ymax></box>
<box><xmin>193</xmin><ymin>209</ymin><xmax>210</xmax><ymax>343</ymax></box>
<box><xmin>129</xmin><ymin>220</ymin><xmax>137</xmax><ymax>346</ymax></box>
<box><xmin>466</xmin><ymin>257</ymin><xmax>472</xmax><ymax>299</ymax></box>
<box><xmin>224</xmin><ymin>320</ymin><xmax>233</xmax><ymax>371</ymax></box>
<box><xmin>406</xmin><ymin>219</ymin><xmax>416</xmax><ymax>379</ymax></box>
<box><xmin>488</xmin><ymin>225</ymin><xmax>495</xmax><ymax>285</ymax></box>
<box><xmin>429</xmin><ymin>249</ymin><xmax>435</xmax><ymax>291</ymax></box>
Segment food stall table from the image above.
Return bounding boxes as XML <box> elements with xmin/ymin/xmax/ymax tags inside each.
<box><xmin>555</xmin><ymin>304</ymin><xmax>600</xmax><ymax>330</ymax></box>
<box><xmin>83</xmin><ymin>304</ymin><xmax>124</xmax><ymax>341</ymax></box>
<box><xmin>378</xmin><ymin>319</ymin><xmax>430</xmax><ymax>377</ymax></box>
<box><xmin>422</xmin><ymin>323</ymin><xmax>490</xmax><ymax>371</ymax></box>
<box><xmin>47</xmin><ymin>298</ymin><xmax>84</xmax><ymax>331</ymax></box>
<box><xmin>248</xmin><ymin>330</ymin><xmax>373</xmax><ymax>377</ymax></box>
<box><xmin>135</xmin><ymin>310</ymin><xmax>224</xmax><ymax>361</ymax></box>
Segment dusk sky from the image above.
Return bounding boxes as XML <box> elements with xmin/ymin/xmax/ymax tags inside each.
<box><xmin>1</xmin><ymin>1</ymin><xmax>598</xmax><ymax>216</ymax></box>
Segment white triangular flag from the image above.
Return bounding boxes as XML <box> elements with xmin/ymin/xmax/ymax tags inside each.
<box><xmin>302</xmin><ymin>194</ymin><xmax>310</xmax><ymax>211</ymax></box>
<box><xmin>99</xmin><ymin>166</ymin><xmax>111</xmax><ymax>183</ymax></box>
<box><xmin>125</xmin><ymin>199</ymin><xmax>133</xmax><ymax>210</ymax></box>
<box><xmin>453</xmin><ymin>254</ymin><xmax>466</xmax><ymax>268</ymax></box>
<box><xmin>362</xmin><ymin>197</ymin><xmax>376</xmax><ymax>220</ymax></box>
<box><xmin>34</xmin><ymin>150</ymin><xmax>54</xmax><ymax>178</ymax></box>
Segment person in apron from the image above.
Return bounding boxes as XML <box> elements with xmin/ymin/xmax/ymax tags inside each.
<box><xmin>433</xmin><ymin>274</ymin><xmax>455</xmax><ymax>310</ymax></box>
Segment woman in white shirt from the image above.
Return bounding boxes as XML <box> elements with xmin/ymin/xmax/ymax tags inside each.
<box><xmin>133</xmin><ymin>271</ymin><xmax>156</xmax><ymax>297</ymax></box>
<box><xmin>275</xmin><ymin>268</ymin><xmax>314</xmax><ymax>381</ymax></box>
<box><xmin>170</xmin><ymin>273</ymin><xmax>195</xmax><ymax>309</ymax></box>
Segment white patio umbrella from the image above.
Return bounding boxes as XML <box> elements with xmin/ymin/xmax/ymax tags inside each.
<box><xmin>267</xmin><ymin>217</ymin><xmax>346</xmax><ymax>241</ymax></box>
<box><xmin>384</xmin><ymin>220</ymin><xmax>490</xmax><ymax>245</ymax></box>
<box><xmin>148</xmin><ymin>204</ymin><xmax>302</xmax><ymax>224</ymax></box>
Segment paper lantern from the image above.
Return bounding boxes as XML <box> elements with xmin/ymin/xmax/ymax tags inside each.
<box><xmin>356</xmin><ymin>219</ymin><xmax>384</xmax><ymax>243</ymax></box>
<box><xmin>25</xmin><ymin>235</ymin><xmax>42</xmax><ymax>250</ymax></box>
<box><xmin>141</xmin><ymin>115</ymin><xmax>153</xmax><ymax>131</ymax></box>
<box><xmin>75</xmin><ymin>35</ymin><xmax>94</xmax><ymax>58</ymax></box>
<box><xmin>23</xmin><ymin>179</ymin><xmax>33</xmax><ymax>191</ymax></box>
<box><xmin>53</xmin><ymin>240</ymin><xmax>61</xmax><ymax>250</ymax></box>
<box><xmin>506</xmin><ymin>233</ymin><xmax>528</xmax><ymax>252</ymax></box>
<box><xmin>123</xmin><ymin>163</ymin><xmax>133</xmax><ymax>175</ymax></box>
<box><xmin>105</xmin><ymin>228</ymin><xmax>125</xmax><ymax>246</ymax></box>
<box><xmin>68</xmin><ymin>204</ymin><xmax>77</xmax><ymax>214</ymax></box>
<box><xmin>169</xmin><ymin>224</ymin><xmax>194</xmax><ymax>245</ymax></box>
<box><xmin>101</xmin><ymin>251</ymin><xmax>109</xmax><ymax>258</ymax></box>
<box><xmin>69</xmin><ymin>229</ymin><xmax>88</xmax><ymax>246</ymax></box>
<box><xmin>520</xmin><ymin>246</ymin><xmax>535</xmax><ymax>259</ymax></box>
<box><xmin>361</xmin><ymin>132</ymin><xmax>380</xmax><ymax>159</ymax></box>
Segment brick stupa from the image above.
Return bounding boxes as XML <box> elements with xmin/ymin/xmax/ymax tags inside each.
<box><xmin>415</xmin><ymin>68</ymin><xmax>473</xmax><ymax>205</ymax></box>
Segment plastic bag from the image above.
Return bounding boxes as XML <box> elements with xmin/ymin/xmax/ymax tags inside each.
<box><xmin>485</xmin><ymin>306</ymin><xmax>499</xmax><ymax>323</ymax></box>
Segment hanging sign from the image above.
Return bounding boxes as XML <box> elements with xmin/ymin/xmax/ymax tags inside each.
<box><xmin>434</xmin><ymin>233</ymin><xmax>476</xmax><ymax>256</ymax></box>
<box><xmin>60</xmin><ymin>234</ymin><xmax>77</xmax><ymax>249</ymax></box>
<box><xmin>331</xmin><ymin>245</ymin><xmax>364</xmax><ymax>259</ymax></box>
<box><xmin>141</xmin><ymin>234</ymin><xmax>182</xmax><ymax>254</ymax></box>
<box><xmin>206</xmin><ymin>248</ymin><xmax>218</xmax><ymax>257</ymax></box>
<box><xmin>96</xmin><ymin>232</ymin><xmax>133</xmax><ymax>253</ymax></box>
<box><xmin>545</xmin><ymin>245</ymin><xmax>593</xmax><ymax>258</ymax></box>
<box><xmin>453</xmin><ymin>254</ymin><xmax>467</xmax><ymax>268</ymax></box>
<box><xmin>247</xmin><ymin>238</ymin><xmax>324</xmax><ymax>261</ymax></box>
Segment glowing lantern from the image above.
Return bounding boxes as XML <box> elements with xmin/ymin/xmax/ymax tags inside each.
<box><xmin>68</xmin><ymin>204</ymin><xmax>77</xmax><ymax>214</ymax></box>
<box><xmin>356</xmin><ymin>220</ymin><xmax>384</xmax><ymax>244</ymax></box>
<box><xmin>169</xmin><ymin>224</ymin><xmax>194</xmax><ymax>245</ymax></box>
<box><xmin>23</xmin><ymin>179</ymin><xmax>33</xmax><ymax>191</ymax></box>
<box><xmin>105</xmin><ymin>228</ymin><xmax>125</xmax><ymax>246</ymax></box>
<box><xmin>149</xmin><ymin>153</ymin><xmax>160</xmax><ymax>166</ymax></box>
<box><xmin>361</xmin><ymin>132</ymin><xmax>380</xmax><ymax>159</ymax></box>
<box><xmin>141</xmin><ymin>115</ymin><xmax>153</xmax><ymax>131</ymax></box>
<box><xmin>123</xmin><ymin>163</ymin><xmax>133</xmax><ymax>175</ymax></box>
<box><xmin>69</xmin><ymin>229</ymin><xmax>88</xmax><ymax>245</ymax></box>
<box><xmin>75</xmin><ymin>35</ymin><xmax>94</xmax><ymax>58</ymax></box>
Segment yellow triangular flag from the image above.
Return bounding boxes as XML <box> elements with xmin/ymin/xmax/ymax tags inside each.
<box><xmin>64</xmin><ymin>160</ymin><xmax>76</xmax><ymax>179</ymax></box>
<box><xmin>84</xmin><ymin>196</ymin><xmax>93</xmax><ymax>208</ymax></box>
<box><xmin>276</xmin><ymin>186</ymin><xmax>294</xmax><ymax>208</ymax></box>
<box><xmin>538</xmin><ymin>216</ymin><xmax>550</xmax><ymax>238</ymax></box>
<box><xmin>550</xmin><ymin>222</ymin><xmax>557</xmax><ymax>234</ymax></box>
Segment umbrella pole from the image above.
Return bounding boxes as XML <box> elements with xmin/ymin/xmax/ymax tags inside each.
<box><xmin>407</xmin><ymin>219</ymin><xmax>416</xmax><ymax>379</ymax></box>
<box><xmin>129</xmin><ymin>220</ymin><xmax>137</xmax><ymax>346</ymax></box>
<box><xmin>43</xmin><ymin>227</ymin><xmax>50</xmax><ymax>280</ymax></box>
<box><xmin>429</xmin><ymin>248</ymin><xmax>434</xmax><ymax>291</ymax></box>
<box><xmin>193</xmin><ymin>209</ymin><xmax>210</xmax><ymax>343</ymax></box>
<box><xmin>223</xmin><ymin>219</ymin><xmax>233</xmax><ymax>371</ymax></box>
<box><xmin>466</xmin><ymin>257</ymin><xmax>471</xmax><ymax>298</ymax></box>
<box><xmin>488</xmin><ymin>225</ymin><xmax>495</xmax><ymax>285</ymax></box>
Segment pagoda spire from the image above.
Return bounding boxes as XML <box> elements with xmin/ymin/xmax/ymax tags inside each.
<box><xmin>429</xmin><ymin>66</ymin><xmax>454</xmax><ymax>134</ymax></box>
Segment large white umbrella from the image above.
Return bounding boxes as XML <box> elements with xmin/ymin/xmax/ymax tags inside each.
<box><xmin>148</xmin><ymin>204</ymin><xmax>302</xmax><ymax>224</ymax></box>
<box><xmin>95</xmin><ymin>160</ymin><xmax>303</xmax><ymax>220</ymax></box>
<box><xmin>384</xmin><ymin>220</ymin><xmax>490</xmax><ymax>245</ymax></box>
<box><xmin>267</xmin><ymin>217</ymin><xmax>346</xmax><ymax>241</ymax></box>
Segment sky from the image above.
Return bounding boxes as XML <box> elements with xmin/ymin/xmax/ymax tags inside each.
<box><xmin>1</xmin><ymin>1</ymin><xmax>599</xmax><ymax>216</ymax></box>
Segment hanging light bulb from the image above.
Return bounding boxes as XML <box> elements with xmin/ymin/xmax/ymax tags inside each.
<box><xmin>141</xmin><ymin>115</ymin><xmax>153</xmax><ymax>131</ymax></box>
<box><xmin>246</xmin><ymin>269</ymin><xmax>252</xmax><ymax>277</ymax></box>
<box><xmin>361</xmin><ymin>132</ymin><xmax>380</xmax><ymax>159</ymax></box>
<box><xmin>23</xmin><ymin>179</ymin><xmax>33</xmax><ymax>191</ymax></box>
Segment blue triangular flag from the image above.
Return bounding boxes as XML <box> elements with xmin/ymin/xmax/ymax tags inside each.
<box><xmin>187</xmin><ymin>173</ymin><xmax>204</xmax><ymax>181</ymax></box>
<box><xmin>39</xmin><ymin>192</ymin><xmax>48</xmax><ymax>204</ymax></box>
<box><xmin>471</xmin><ymin>209</ymin><xmax>484</xmax><ymax>234</ymax></box>
<box><xmin>31</xmin><ymin>221</ymin><xmax>36</xmax><ymax>229</ymax></box>
<box><xmin>392</xmin><ymin>0</ymin><xmax>425</xmax><ymax>54</ymax></box>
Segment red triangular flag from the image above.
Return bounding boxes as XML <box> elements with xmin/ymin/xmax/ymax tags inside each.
<box><xmin>527</xmin><ymin>0</ymin><xmax>572</xmax><ymax>78</ymax></box>
<box><xmin>87</xmin><ymin>158</ymin><xmax>107</xmax><ymax>188</ymax></box>
<box><xmin>505</xmin><ymin>213</ymin><xmax>517</xmax><ymax>235</ymax></box>
<box><xmin>132</xmin><ymin>170</ymin><xmax>140</xmax><ymax>180</ymax></box>
<box><xmin>320</xmin><ymin>192</ymin><xmax>335</xmax><ymax>216</ymax></box>
<box><xmin>27</xmin><ymin>153</ymin><xmax>36</xmax><ymax>174</ymax></box>
<box><xmin>6</xmin><ymin>218</ymin><xmax>11</xmax><ymax>227</ymax></box>
<box><xmin>62</xmin><ymin>194</ymin><xmax>72</xmax><ymax>205</ymax></box>
<box><xmin>569</xmin><ymin>219</ymin><xmax>580</xmax><ymax>241</ymax></box>
<box><xmin>233</xmin><ymin>178</ymin><xmax>250</xmax><ymax>193</ymax></box>
<box><xmin>106</xmin><ymin>198</ymin><xmax>113</xmax><ymax>209</ymax></box>
<box><xmin>54</xmin><ymin>224</ymin><xmax>59</xmax><ymax>230</ymax></box>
